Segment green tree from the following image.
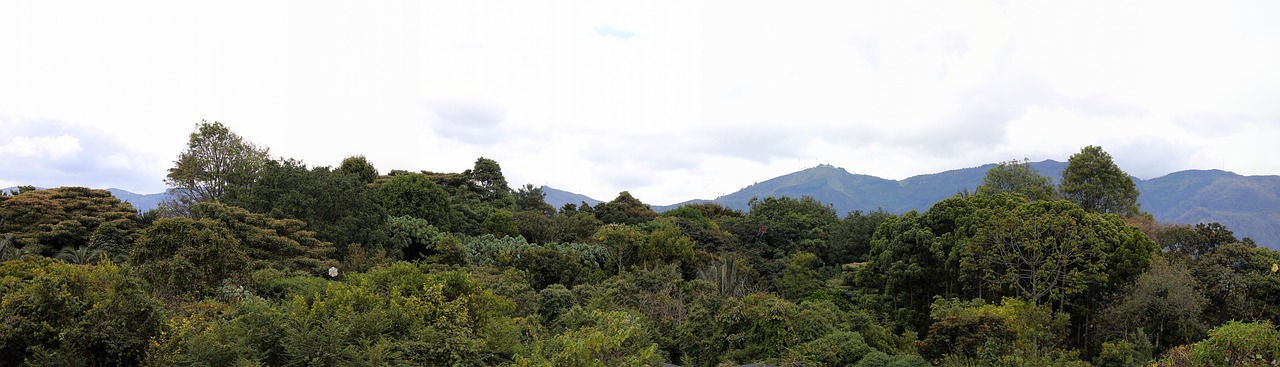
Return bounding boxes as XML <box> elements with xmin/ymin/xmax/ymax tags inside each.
<box><xmin>378</xmin><ymin>173</ymin><xmax>453</xmax><ymax>229</ymax></box>
<box><xmin>163</xmin><ymin>120</ymin><xmax>270</xmax><ymax>214</ymax></box>
<box><xmin>483</xmin><ymin>209</ymin><xmax>520</xmax><ymax>238</ymax></box>
<box><xmin>1188</xmin><ymin>321</ymin><xmax>1280</xmax><ymax>366</ymax></box>
<box><xmin>223</xmin><ymin>158</ymin><xmax>387</xmax><ymax>256</ymax></box>
<box><xmin>190</xmin><ymin>201</ymin><xmax>337</xmax><ymax>274</ymax></box>
<box><xmin>467</xmin><ymin>157</ymin><xmax>515</xmax><ymax>208</ymax></box>
<box><xmin>0</xmin><ymin>186</ymin><xmax>142</xmax><ymax>256</ymax></box>
<box><xmin>0</xmin><ymin>257</ymin><xmax>165</xmax><ymax>366</ymax></box>
<box><xmin>595</xmin><ymin>192</ymin><xmax>658</xmax><ymax>225</ymax></box>
<box><xmin>976</xmin><ymin>158</ymin><xmax>1057</xmax><ymax>201</ymax></box>
<box><xmin>335</xmin><ymin>154</ymin><xmax>379</xmax><ymax>184</ymax></box>
<box><xmin>1099</xmin><ymin>255</ymin><xmax>1207</xmax><ymax>353</ymax></box>
<box><xmin>1059</xmin><ymin>146</ymin><xmax>1140</xmax><ymax>216</ymax></box>
<box><xmin>514</xmin><ymin>184</ymin><xmax>555</xmax><ymax>216</ymax></box>
<box><xmin>130</xmin><ymin>217</ymin><xmax>248</xmax><ymax>299</ymax></box>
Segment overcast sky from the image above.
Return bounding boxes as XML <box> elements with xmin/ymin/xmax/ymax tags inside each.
<box><xmin>2</xmin><ymin>1</ymin><xmax>1278</xmax><ymax>205</ymax></box>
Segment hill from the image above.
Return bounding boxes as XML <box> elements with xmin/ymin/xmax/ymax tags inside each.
<box><xmin>633</xmin><ymin>161</ymin><xmax>1278</xmax><ymax>249</ymax></box>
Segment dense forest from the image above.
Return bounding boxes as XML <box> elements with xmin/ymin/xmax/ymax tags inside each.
<box><xmin>3</xmin><ymin>121</ymin><xmax>1279</xmax><ymax>366</ymax></box>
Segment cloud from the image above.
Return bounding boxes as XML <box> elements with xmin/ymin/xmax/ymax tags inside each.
<box><xmin>426</xmin><ymin>98</ymin><xmax>508</xmax><ymax>145</ymax></box>
<box><xmin>0</xmin><ymin>116</ymin><xmax>166</xmax><ymax>193</ymax></box>
<box><xmin>595</xmin><ymin>26</ymin><xmax>639</xmax><ymax>41</ymax></box>
<box><xmin>0</xmin><ymin>135</ymin><xmax>82</xmax><ymax>160</ymax></box>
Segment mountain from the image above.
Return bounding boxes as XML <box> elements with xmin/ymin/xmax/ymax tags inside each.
<box><xmin>541</xmin><ymin>186</ymin><xmax>603</xmax><ymax>210</ymax></box>
<box><xmin>4</xmin><ymin>186</ymin><xmax>168</xmax><ymax>212</ymax></box>
<box><xmin>106</xmin><ymin>189</ymin><xmax>169</xmax><ymax>212</ymax></box>
<box><xmin>613</xmin><ymin>161</ymin><xmax>1278</xmax><ymax>250</ymax></box>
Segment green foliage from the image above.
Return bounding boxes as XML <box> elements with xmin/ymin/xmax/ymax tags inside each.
<box><xmin>378</xmin><ymin>173</ymin><xmax>453</xmax><ymax>230</ymax></box>
<box><xmin>483</xmin><ymin>209</ymin><xmax>520</xmax><ymax>238</ymax></box>
<box><xmin>921</xmin><ymin>297</ymin><xmax>1077</xmax><ymax>366</ymax></box>
<box><xmin>978</xmin><ymin>158</ymin><xmax>1058</xmax><ymax>201</ymax></box>
<box><xmin>1059</xmin><ymin>145</ymin><xmax>1141</xmax><ymax>216</ymax></box>
<box><xmin>1099</xmin><ymin>255</ymin><xmax>1207</xmax><ymax>352</ymax></box>
<box><xmin>163</xmin><ymin>120</ymin><xmax>270</xmax><ymax>214</ymax></box>
<box><xmin>150</xmin><ymin>262</ymin><xmax>523</xmax><ymax>366</ymax></box>
<box><xmin>824</xmin><ymin>209</ymin><xmax>893</xmax><ymax>264</ymax></box>
<box><xmin>335</xmin><ymin>155</ymin><xmax>379</xmax><ymax>184</ymax></box>
<box><xmin>191</xmin><ymin>202</ymin><xmax>337</xmax><ymax>274</ymax></box>
<box><xmin>594</xmin><ymin>191</ymin><xmax>657</xmax><ymax>225</ymax></box>
<box><xmin>224</xmin><ymin>158</ymin><xmax>387</xmax><ymax>257</ymax></box>
<box><xmin>776</xmin><ymin>251</ymin><xmax>828</xmax><ymax>301</ymax></box>
<box><xmin>1188</xmin><ymin>321</ymin><xmax>1280</xmax><ymax>366</ymax></box>
<box><xmin>513</xmin><ymin>308</ymin><xmax>661</xmax><ymax>367</ymax></box>
<box><xmin>130</xmin><ymin>217</ymin><xmax>248</xmax><ymax>299</ymax></box>
<box><xmin>514</xmin><ymin>184</ymin><xmax>555</xmax><ymax>216</ymax></box>
<box><xmin>0</xmin><ymin>257</ymin><xmax>165</xmax><ymax>366</ymax></box>
<box><xmin>0</xmin><ymin>186</ymin><xmax>141</xmax><ymax>256</ymax></box>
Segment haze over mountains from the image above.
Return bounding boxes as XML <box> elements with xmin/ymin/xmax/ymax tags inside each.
<box><xmin>11</xmin><ymin>160</ymin><xmax>1277</xmax><ymax>250</ymax></box>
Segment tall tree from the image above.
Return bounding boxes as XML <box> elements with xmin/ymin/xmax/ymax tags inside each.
<box><xmin>336</xmin><ymin>155</ymin><xmax>379</xmax><ymax>184</ymax></box>
<box><xmin>163</xmin><ymin>120</ymin><xmax>270</xmax><ymax>214</ymax></box>
<box><xmin>466</xmin><ymin>157</ymin><xmax>514</xmax><ymax>207</ymax></box>
<box><xmin>976</xmin><ymin>158</ymin><xmax>1057</xmax><ymax>201</ymax></box>
<box><xmin>1059</xmin><ymin>146</ymin><xmax>1140</xmax><ymax>216</ymax></box>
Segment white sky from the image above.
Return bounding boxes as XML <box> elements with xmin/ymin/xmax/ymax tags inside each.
<box><xmin>2</xmin><ymin>0</ymin><xmax>1278</xmax><ymax>205</ymax></box>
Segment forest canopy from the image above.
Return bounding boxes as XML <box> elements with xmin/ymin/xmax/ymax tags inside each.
<box><xmin>2</xmin><ymin>121</ymin><xmax>1279</xmax><ymax>366</ymax></box>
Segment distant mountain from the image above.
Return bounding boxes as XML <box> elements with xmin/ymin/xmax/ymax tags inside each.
<box><xmin>541</xmin><ymin>186</ymin><xmax>603</xmax><ymax>210</ymax></box>
<box><xmin>4</xmin><ymin>186</ymin><xmax>169</xmax><ymax>212</ymax></box>
<box><xmin>605</xmin><ymin>161</ymin><xmax>1277</xmax><ymax>250</ymax></box>
<box><xmin>105</xmin><ymin>189</ymin><xmax>169</xmax><ymax>213</ymax></box>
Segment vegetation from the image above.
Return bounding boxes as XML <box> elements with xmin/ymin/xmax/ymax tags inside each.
<box><xmin>3</xmin><ymin>124</ymin><xmax>1279</xmax><ymax>366</ymax></box>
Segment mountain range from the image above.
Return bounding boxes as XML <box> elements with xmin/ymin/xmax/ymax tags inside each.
<box><xmin>546</xmin><ymin>161</ymin><xmax>1280</xmax><ymax>250</ymax></box>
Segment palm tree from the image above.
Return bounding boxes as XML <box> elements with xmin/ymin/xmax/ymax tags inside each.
<box><xmin>56</xmin><ymin>246</ymin><xmax>108</xmax><ymax>265</ymax></box>
<box><xmin>0</xmin><ymin>234</ymin><xmax>24</xmax><ymax>261</ymax></box>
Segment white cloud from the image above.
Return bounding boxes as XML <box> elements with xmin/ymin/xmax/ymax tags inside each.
<box><xmin>1</xmin><ymin>0</ymin><xmax>1277</xmax><ymax>202</ymax></box>
<box><xmin>0</xmin><ymin>135</ymin><xmax>81</xmax><ymax>160</ymax></box>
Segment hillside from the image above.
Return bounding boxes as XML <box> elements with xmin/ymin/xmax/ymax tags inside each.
<box><xmin>577</xmin><ymin>161</ymin><xmax>1277</xmax><ymax>249</ymax></box>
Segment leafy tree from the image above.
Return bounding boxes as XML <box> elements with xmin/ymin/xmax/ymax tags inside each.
<box><xmin>514</xmin><ymin>184</ymin><xmax>555</xmax><ymax>216</ymax></box>
<box><xmin>824</xmin><ymin>209</ymin><xmax>893</xmax><ymax>264</ymax></box>
<box><xmin>0</xmin><ymin>257</ymin><xmax>165</xmax><ymax>366</ymax></box>
<box><xmin>920</xmin><ymin>297</ymin><xmax>1076</xmax><ymax>366</ymax></box>
<box><xmin>976</xmin><ymin>158</ymin><xmax>1057</xmax><ymax>201</ymax></box>
<box><xmin>130</xmin><ymin>217</ymin><xmax>248</xmax><ymax>299</ymax></box>
<box><xmin>483</xmin><ymin>209</ymin><xmax>520</xmax><ymax>237</ymax></box>
<box><xmin>335</xmin><ymin>154</ymin><xmax>379</xmax><ymax>184</ymax></box>
<box><xmin>514</xmin><ymin>308</ymin><xmax>661</xmax><ymax>367</ymax></box>
<box><xmin>0</xmin><ymin>186</ymin><xmax>141</xmax><ymax>256</ymax></box>
<box><xmin>776</xmin><ymin>251</ymin><xmax>828</xmax><ymax>301</ymax></box>
<box><xmin>1059</xmin><ymin>146</ymin><xmax>1140</xmax><ymax>216</ymax></box>
<box><xmin>378</xmin><ymin>172</ymin><xmax>453</xmax><ymax>229</ymax></box>
<box><xmin>223</xmin><ymin>158</ymin><xmax>387</xmax><ymax>256</ymax></box>
<box><xmin>1188</xmin><ymin>321</ymin><xmax>1280</xmax><ymax>366</ymax></box>
<box><xmin>163</xmin><ymin>120</ymin><xmax>270</xmax><ymax>214</ymax></box>
<box><xmin>594</xmin><ymin>224</ymin><xmax>647</xmax><ymax>274</ymax></box>
<box><xmin>1099</xmin><ymin>255</ymin><xmax>1207</xmax><ymax>352</ymax></box>
<box><xmin>594</xmin><ymin>191</ymin><xmax>658</xmax><ymax>225</ymax></box>
<box><xmin>190</xmin><ymin>201</ymin><xmax>337</xmax><ymax>274</ymax></box>
<box><xmin>459</xmin><ymin>157</ymin><xmax>515</xmax><ymax>208</ymax></box>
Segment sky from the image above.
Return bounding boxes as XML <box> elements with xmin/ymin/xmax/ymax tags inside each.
<box><xmin>2</xmin><ymin>1</ymin><xmax>1278</xmax><ymax>205</ymax></box>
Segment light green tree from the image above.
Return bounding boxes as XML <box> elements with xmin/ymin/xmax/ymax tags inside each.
<box><xmin>976</xmin><ymin>158</ymin><xmax>1057</xmax><ymax>201</ymax></box>
<box><xmin>163</xmin><ymin>120</ymin><xmax>270</xmax><ymax>214</ymax></box>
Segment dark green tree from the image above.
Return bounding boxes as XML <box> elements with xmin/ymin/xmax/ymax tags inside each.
<box><xmin>378</xmin><ymin>173</ymin><xmax>453</xmax><ymax>229</ymax></box>
<box><xmin>976</xmin><ymin>158</ymin><xmax>1057</xmax><ymax>201</ymax></box>
<box><xmin>594</xmin><ymin>191</ymin><xmax>658</xmax><ymax>225</ymax></box>
<box><xmin>514</xmin><ymin>184</ymin><xmax>555</xmax><ymax>216</ymax></box>
<box><xmin>1059</xmin><ymin>146</ymin><xmax>1140</xmax><ymax>216</ymax></box>
<box><xmin>335</xmin><ymin>154</ymin><xmax>379</xmax><ymax>184</ymax></box>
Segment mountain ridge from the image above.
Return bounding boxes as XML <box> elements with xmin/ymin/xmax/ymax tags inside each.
<box><xmin>543</xmin><ymin>161</ymin><xmax>1279</xmax><ymax>250</ymax></box>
